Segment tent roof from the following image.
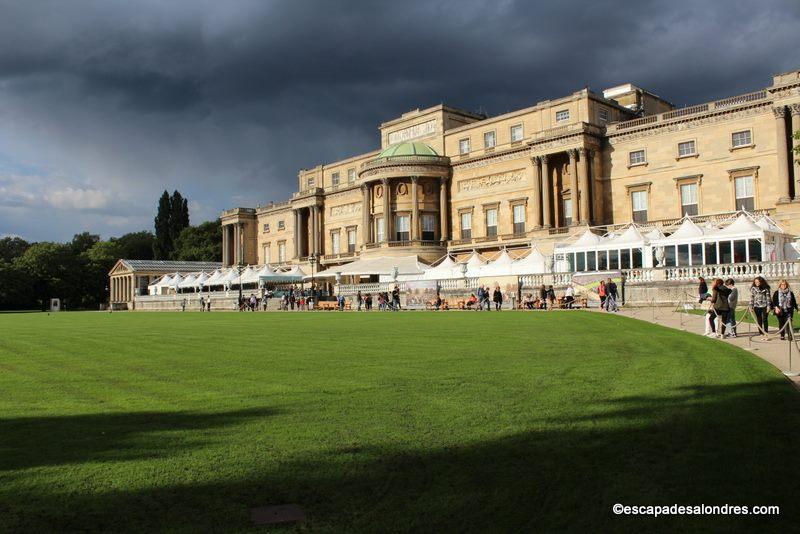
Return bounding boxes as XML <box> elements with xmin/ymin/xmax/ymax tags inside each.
<box><xmin>333</xmin><ymin>255</ymin><xmax>428</xmax><ymax>277</ymax></box>
<box><xmin>711</xmin><ymin>213</ymin><xmax>764</xmax><ymax>238</ymax></box>
<box><xmin>667</xmin><ymin>217</ymin><xmax>705</xmax><ymax>240</ymax></box>
<box><xmin>644</xmin><ymin>227</ymin><xmax>665</xmax><ymax>240</ymax></box>
<box><xmin>572</xmin><ymin>229</ymin><xmax>604</xmax><ymax>247</ymax></box>
<box><xmin>479</xmin><ymin>250</ymin><xmax>516</xmax><ymax>276</ymax></box>
<box><xmin>606</xmin><ymin>225</ymin><xmax>646</xmax><ymax>246</ymax></box>
<box><xmin>177</xmin><ymin>273</ymin><xmax>198</xmax><ymax>288</ymax></box>
<box><xmin>755</xmin><ymin>215</ymin><xmax>785</xmax><ymax>234</ymax></box>
<box><xmin>511</xmin><ymin>246</ymin><xmax>548</xmax><ymax>275</ymax></box>
<box><xmin>204</xmin><ymin>269</ymin><xmax>224</xmax><ymax>285</ymax></box>
<box><xmin>464</xmin><ymin>251</ymin><xmax>486</xmax><ymax>268</ymax></box>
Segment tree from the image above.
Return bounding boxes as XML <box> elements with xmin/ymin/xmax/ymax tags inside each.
<box><xmin>0</xmin><ymin>236</ymin><xmax>30</xmax><ymax>263</ymax></box>
<box><xmin>153</xmin><ymin>191</ymin><xmax>172</xmax><ymax>259</ymax></box>
<box><xmin>170</xmin><ymin>190</ymin><xmax>190</xmax><ymax>246</ymax></box>
<box><xmin>173</xmin><ymin>220</ymin><xmax>222</xmax><ymax>261</ymax></box>
<box><xmin>115</xmin><ymin>231</ymin><xmax>155</xmax><ymax>260</ymax></box>
<box><xmin>14</xmin><ymin>242</ymin><xmax>82</xmax><ymax>310</ymax></box>
<box><xmin>70</xmin><ymin>232</ymin><xmax>100</xmax><ymax>254</ymax></box>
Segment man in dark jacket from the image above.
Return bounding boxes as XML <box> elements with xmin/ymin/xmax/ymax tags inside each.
<box><xmin>708</xmin><ymin>278</ymin><xmax>731</xmax><ymax>338</ymax></box>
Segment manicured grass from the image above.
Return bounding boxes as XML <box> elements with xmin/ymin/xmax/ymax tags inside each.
<box><xmin>1</xmin><ymin>311</ymin><xmax>798</xmax><ymax>532</ymax></box>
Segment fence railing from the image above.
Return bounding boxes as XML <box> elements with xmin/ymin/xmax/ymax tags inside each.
<box><xmin>622</xmin><ymin>261</ymin><xmax>800</xmax><ymax>283</ymax></box>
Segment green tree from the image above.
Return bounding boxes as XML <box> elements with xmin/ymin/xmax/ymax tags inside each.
<box><xmin>115</xmin><ymin>231</ymin><xmax>154</xmax><ymax>260</ymax></box>
<box><xmin>173</xmin><ymin>220</ymin><xmax>222</xmax><ymax>261</ymax></box>
<box><xmin>0</xmin><ymin>236</ymin><xmax>30</xmax><ymax>262</ymax></box>
<box><xmin>169</xmin><ymin>190</ymin><xmax>190</xmax><ymax>250</ymax></box>
<box><xmin>14</xmin><ymin>242</ymin><xmax>82</xmax><ymax>310</ymax></box>
<box><xmin>153</xmin><ymin>191</ymin><xmax>172</xmax><ymax>259</ymax></box>
<box><xmin>70</xmin><ymin>232</ymin><xmax>100</xmax><ymax>254</ymax></box>
<box><xmin>0</xmin><ymin>260</ymin><xmax>31</xmax><ymax>310</ymax></box>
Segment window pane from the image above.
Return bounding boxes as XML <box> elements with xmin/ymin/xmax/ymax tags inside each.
<box><xmin>677</xmin><ymin>244</ymin><xmax>689</xmax><ymax>266</ymax></box>
<box><xmin>629</xmin><ymin>150</ymin><xmax>646</xmax><ymax>165</ymax></box>
<box><xmin>484</xmin><ymin>131</ymin><xmax>496</xmax><ymax>148</ymax></box>
<box><xmin>632</xmin><ymin>248</ymin><xmax>643</xmax><ymax>268</ymax></box>
<box><xmin>678</xmin><ymin>140</ymin><xmax>696</xmax><ymax>157</ymax></box>
<box><xmin>680</xmin><ymin>183</ymin><xmax>697</xmax><ymax>205</ymax></box>
<box><xmin>598</xmin><ymin>250</ymin><xmax>607</xmax><ymax>270</ymax></box>
<box><xmin>486</xmin><ymin>209</ymin><xmax>497</xmax><ymax>226</ymax></box>
<box><xmin>719</xmin><ymin>241</ymin><xmax>732</xmax><ymax>263</ymax></box>
<box><xmin>748</xmin><ymin>239</ymin><xmax>762</xmax><ymax>262</ymax></box>
<box><xmin>376</xmin><ymin>218</ymin><xmax>385</xmax><ymax>242</ymax></box>
<box><xmin>459</xmin><ymin>139</ymin><xmax>470</xmax><ymax>154</ymax></box>
<box><xmin>556</xmin><ymin>110</ymin><xmax>570</xmax><ymax>122</ymax></box>
<box><xmin>511</xmin><ymin>125</ymin><xmax>523</xmax><ymax>141</ymax></box>
<box><xmin>422</xmin><ymin>214</ymin><xmax>436</xmax><ymax>232</ymax></box>
<box><xmin>621</xmin><ymin>249</ymin><xmax>631</xmax><ymax>269</ymax></box>
<box><xmin>691</xmin><ymin>243</ymin><xmax>703</xmax><ymax>265</ymax></box>
<box><xmin>567</xmin><ymin>252</ymin><xmax>575</xmax><ymax>272</ymax></box>
<box><xmin>733</xmin><ymin>240</ymin><xmax>747</xmax><ymax>263</ymax></box>
<box><xmin>704</xmin><ymin>242</ymin><xmax>717</xmax><ymax>264</ymax></box>
<box><xmin>732</xmin><ymin>130</ymin><xmax>751</xmax><ymax>147</ymax></box>
<box><xmin>632</xmin><ymin>190</ymin><xmax>648</xmax><ymax>210</ymax></box>
<box><xmin>587</xmin><ymin>251</ymin><xmax>597</xmax><ymax>271</ymax></box>
<box><xmin>609</xmin><ymin>250</ymin><xmax>619</xmax><ymax>270</ymax></box>
<box><xmin>577</xmin><ymin>252</ymin><xmax>585</xmax><ymax>271</ymax></box>
<box><xmin>461</xmin><ymin>213</ymin><xmax>471</xmax><ymax>230</ymax></box>
<box><xmin>664</xmin><ymin>246</ymin><xmax>676</xmax><ymax>267</ymax></box>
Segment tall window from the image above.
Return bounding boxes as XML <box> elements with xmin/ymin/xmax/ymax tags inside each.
<box><xmin>678</xmin><ymin>140</ymin><xmax>696</xmax><ymax>157</ymax></box>
<box><xmin>331</xmin><ymin>231</ymin><xmax>341</xmax><ymax>254</ymax></box>
<box><xmin>347</xmin><ymin>228</ymin><xmax>357</xmax><ymax>252</ymax></box>
<box><xmin>331</xmin><ymin>172</ymin><xmax>340</xmax><ymax>187</ymax></box>
<box><xmin>563</xmin><ymin>198</ymin><xmax>573</xmax><ymax>226</ymax></box>
<box><xmin>263</xmin><ymin>244</ymin><xmax>271</xmax><ymax>264</ymax></box>
<box><xmin>459</xmin><ymin>138</ymin><xmax>470</xmax><ymax>155</ymax></box>
<box><xmin>680</xmin><ymin>183</ymin><xmax>698</xmax><ymax>216</ymax></box>
<box><xmin>483</xmin><ymin>131</ymin><xmax>496</xmax><ymax>148</ymax></box>
<box><xmin>422</xmin><ymin>214</ymin><xmax>436</xmax><ymax>240</ymax></box>
<box><xmin>734</xmin><ymin>175</ymin><xmax>755</xmax><ymax>211</ymax></box>
<box><xmin>555</xmin><ymin>109</ymin><xmax>570</xmax><ymax>122</ymax></box>
<box><xmin>376</xmin><ymin>218</ymin><xmax>385</xmax><ymax>242</ymax></box>
<box><xmin>485</xmin><ymin>208</ymin><xmax>498</xmax><ymax>237</ymax></box>
<box><xmin>347</xmin><ymin>168</ymin><xmax>356</xmax><ymax>183</ymax></box>
<box><xmin>513</xmin><ymin>204</ymin><xmax>526</xmax><ymax>234</ymax></box>
<box><xmin>510</xmin><ymin>124</ymin><xmax>523</xmax><ymax>142</ymax></box>
<box><xmin>460</xmin><ymin>212</ymin><xmax>472</xmax><ymax>239</ymax></box>
<box><xmin>731</xmin><ymin>130</ymin><xmax>752</xmax><ymax>148</ymax></box>
<box><xmin>631</xmin><ymin>190</ymin><xmax>648</xmax><ymax>222</ymax></box>
<box><xmin>395</xmin><ymin>215</ymin><xmax>410</xmax><ymax>241</ymax></box>
<box><xmin>629</xmin><ymin>150</ymin><xmax>646</xmax><ymax>166</ymax></box>
<box><xmin>278</xmin><ymin>242</ymin><xmax>286</xmax><ymax>263</ymax></box>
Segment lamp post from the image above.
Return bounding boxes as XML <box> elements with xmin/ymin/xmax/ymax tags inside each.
<box><xmin>309</xmin><ymin>253</ymin><xmax>317</xmax><ymax>302</ymax></box>
<box><xmin>237</xmin><ymin>262</ymin><xmax>244</xmax><ymax>303</ymax></box>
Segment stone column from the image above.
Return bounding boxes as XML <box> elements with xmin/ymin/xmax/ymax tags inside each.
<box><xmin>541</xmin><ymin>155</ymin><xmax>551</xmax><ymax>228</ymax></box>
<box><xmin>411</xmin><ymin>176</ymin><xmax>420</xmax><ymax>240</ymax></box>
<box><xmin>381</xmin><ymin>178</ymin><xmax>390</xmax><ymax>242</ymax></box>
<box><xmin>222</xmin><ymin>224</ymin><xmax>228</xmax><ymax>266</ymax></box>
<box><xmin>439</xmin><ymin>177</ymin><xmax>449</xmax><ymax>242</ymax></box>
<box><xmin>592</xmin><ymin>148</ymin><xmax>603</xmax><ymax>225</ymax></box>
<box><xmin>531</xmin><ymin>156</ymin><xmax>542</xmax><ymax>228</ymax></box>
<box><xmin>568</xmin><ymin>149</ymin><xmax>579</xmax><ymax>225</ymax></box>
<box><xmin>361</xmin><ymin>183</ymin><xmax>371</xmax><ymax>247</ymax></box>
<box><xmin>578</xmin><ymin>147</ymin><xmax>591</xmax><ymax>223</ymax></box>
<box><xmin>310</xmin><ymin>206</ymin><xmax>318</xmax><ymax>256</ymax></box>
<box><xmin>293</xmin><ymin>210</ymin><xmax>300</xmax><ymax>259</ymax></box>
<box><xmin>315</xmin><ymin>205</ymin><xmax>322</xmax><ymax>255</ymax></box>
<box><xmin>774</xmin><ymin>106</ymin><xmax>791</xmax><ymax>202</ymax></box>
<box><xmin>110</xmin><ymin>278</ymin><xmax>115</xmax><ymax>302</ymax></box>
<box><xmin>792</xmin><ymin>103</ymin><xmax>800</xmax><ymax>197</ymax></box>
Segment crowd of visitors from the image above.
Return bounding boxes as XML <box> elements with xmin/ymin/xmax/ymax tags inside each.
<box><xmin>699</xmin><ymin>276</ymin><xmax>797</xmax><ymax>340</ymax></box>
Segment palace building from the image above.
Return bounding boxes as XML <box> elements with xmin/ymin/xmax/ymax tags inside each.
<box><xmin>219</xmin><ymin>68</ymin><xmax>800</xmax><ymax>275</ymax></box>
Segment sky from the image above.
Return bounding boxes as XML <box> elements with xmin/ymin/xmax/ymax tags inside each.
<box><xmin>1</xmin><ymin>0</ymin><xmax>799</xmax><ymax>242</ymax></box>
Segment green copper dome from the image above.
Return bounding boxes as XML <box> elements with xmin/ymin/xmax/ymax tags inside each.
<box><xmin>377</xmin><ymin>141</ymin><xmax>439</xmax><ymax>158</ymax></box>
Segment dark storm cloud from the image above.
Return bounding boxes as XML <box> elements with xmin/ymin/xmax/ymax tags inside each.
<box><xmin>1</xmin><ymin>0</ymin><xmax>799</xmax><ymax>240</ymax></box>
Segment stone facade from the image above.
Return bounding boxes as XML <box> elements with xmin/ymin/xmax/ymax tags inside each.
<box><xmin>221</xmin><ymin>68</ymin><xmax>800</xmax><ymax>270</ymax></box>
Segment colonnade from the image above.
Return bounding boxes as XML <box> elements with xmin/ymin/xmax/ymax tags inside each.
<box><xmin>110</xmin><ymin>274</ymin><xmax>134</xmax><ymax>303</ymax></box>
<box><xmin>775</xmin><ymin>104</ymin><xmax>800</xmax><ymax>202</ymax></box>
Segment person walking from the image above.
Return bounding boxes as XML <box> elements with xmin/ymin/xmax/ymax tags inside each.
<box><xmin>750</xmin><ymin>276</ymin><xmax>772</xmax><ymax>340</ymax></box>
<box><xmin>493</xmin><ymin>286</ymin><xmax>503</xmax><ymax>311</ymax></box>
<box><xmin>725</xmin><ymin>279</ymin><xmax>738</xmax><ymax>337</ymax></box>
<box><xmin>206</xmin><ymin>296</ymin><xmax>212</xmax><ymax>312</ymax></box>
<box><xmin>698</xmin><ymin>276</ymin><xmax>709</xmax><ymax>304</ymax></box>
<box><xmin>771</xmin><ymin>279</ymin><xmax>798</xmax><ymax>341</ymax></box>
<box><xmin>546</xmin><ymin>285</ymin><xmax>556</xmax><ymax>310</ymax></box>
<box><xmin>598</xmin><ymin>280</ymin><xmax>607</xmax><ymax>310</ymax></box>
<box><xmin>604</xmin><ymin>278</ymin><xmax>618</xmax><ymax>312</ymax></box>
<box><xmin>199</xmin><ymin>296</ymin><xmax>205</xmax><ymax>311</ymax></box>
<box><xmin>357</xmin><ymin>290</ymin><xmax>363</xmax><ymax>311</ymax></box>
<box><xmin>392</xmin><ymin>286</ymin><xmax>401</xmax><ymax>311</ymax></box>
<box><xmin>538</xmin><ymin>284</ymin><xmax>548</xmax><ymax>310</ymax></box>
<box><xmin>181</xmin><ymin>298</ymin><xmax>186</xmax><ymax>312</ymax></box>
<box><xmin>708</xmin><ymin>278</ymin><xmax>731</xmax><ymax>338</ymax></box>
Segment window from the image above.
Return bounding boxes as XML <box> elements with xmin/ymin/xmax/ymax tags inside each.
<box><xmin>719</xmin><ymin>241</ymin><xmax>733</xmax><ymax>264</ymax></box>
<box><xmin>691</xmin><ymin>243</ymin><xmax>703</xmax><ymax>265</ymax></box>
<box><xmin>395</xmin><ymin>215</ymin><xmax>410</xmax><ymax>241</ymax></box>
<box><xmin>331</xmin><ymin>172</ymin><xmax>340</xmax><ymax>187</ymax></box>
<box><xmin>376</xmin><ymin>218</ymin><xmax>385</xmax><ymax>242</ymax></box>
<box><xmin>587</xmin><ymin>251</ymin><xmax>597</xmax><ymax>271</ymax></box>
<box><xmin>632</xmin><ymin>248</ymin><xmax>643</xmax><ymax>268</ymax></box>
<box><xmin>598</xmin><ymin>108</ymin><xmax>609</xmax><ymax>123</ymax></box>
<box><xmin>510</xmin><ymin>124</ymin><xmax>523</xmax><ymax>142</ymax></box>
<box><xmin>704</xmin><ymin>242</ymin><xmax>717</xmax><ymax>264</ymax></box>
<box><xmin>277</xmin><ymin>220</ymin><xmax>285</xmax><ymax>231</ymax></box>
<box><xmin>748</xmin><ymin>239</ymin><xmax>762</xmax><ymax>262</ymax></box>
<box><xmin>680</xmin><ymin>183</ymin><xmax>698</xmax><ymax>216</ymax></box>
<box><xmin>459</xmin><ymin>138</ymin><xmax>470</xmax><ymax>155</ymax></box>
<box><xmin>422</xmin><ymin>214</ymin><xmax>436</xmax><ymax>241</ymax></box>
<box><xmin>731</xmin><ymin>130</ymin><xmax>752</xmax><ymax>148</ymax></box>
<box><xmin>598</xmin><ymin>250</ymin><xmax>607</xmax><ymax>270</ymax></box>
<box><xmin>555</xmin><ymin>109</ymin><xmax>570</xmax><ymax>122</ymax></box>
<box><xmin>609</xmin><ymin>250</ymin><xmax>620</xmax><ymax>269</ymax></box>
<box><xmin>263</xmin><ymin>223</ymin><xmax>270</xmax><ymax>233</ymax></box>
<box><xmin>263</xmin><ymin>244</ymin><xmax>271</xmax><ymax>264</ymax></box>
<box><xmin>485</xmin><ymin>208</ymin><xmax>498</xmax><ymax>237</ymax></box>
<box><xmin>678</xmin><ymin>140</ymin><xmax>696</xmax><ymax>157</ymax></box>
<box><xmin>621</xmin><ymin>249</ymin><xmax>631</xmax><ymax>269</ymax></box>
<box><xmin>277</xmin><ymin>242</ymin><xmax>286</xmax><ymax>263</ymax></box>
<box><xmin>460</xmin><ymin>212</ymin><xmax>472</xmax><ymax>239</ymax></box>
<box><xmin>306</xmin><ymin>177</ymin><xmax>314</xmax><ymax>188</ymax></box>
<box><xmin>663</xmin><ymin>246</ymin><xmax>676</xmax><ymax>267</ymax></box>
<box><xmin>576</xmin><ymin>252</ymin><xmax>585</xmax><ymax>271</ymax></box>
<box><xmin>483</xmin><ymin>131</ymin><xmax>496</xmax><ymax>148</ymax></box>
<box><xmin>631</xmin><ymin>190</ymin><xmax>648</xmax><ymax>222</ymax></box>
<box><xmin>733</xmin><ymin>240</ymin><xmax>747</xmax><ymax>263</ymax></box>
<box><xmin>347</xmin><ymin>168</ymin><xmax>356</xmax><ymax>183</ymax></box>
<box><xmin>331</xmin><ymin>231</ymin><xmax>341</xmax><ymax>254</ymax></box>
<box><xmin>629</xmin><ymin>150</ymin><xmax>646</xmax><ymax>166</ymax></box>
<box><xmin>347</xmin><ymin>228</ymin><xmax>357</xmax><ymax>253</ymax></box>
<box><xmin>563</xmin><ymin>198</ymin><xmax>573</xmax><ymax>226</ymax></box>
<box><xmin>677</xmin><ymin>244</ymin><xmax>689</xmax><ymax>266</ymax></box>
<box><xmin>512</xmin><ymin>204</ymin><xmax>526</xmax><ymax>234</ymax></box>
<box><xmin>734</xmin><ymin>175</ymin><xmax>755</xmax><ymax>211</ymax></box>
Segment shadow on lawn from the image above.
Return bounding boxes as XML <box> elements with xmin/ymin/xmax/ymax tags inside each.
<box><xmin>0</xmin><ymin>407</ymin><xmax>280</xmax><ymax>472</ymax></box>
<box><xmin>2</xmin><ymin>382</ymin><xmax>799</xmax><ymax>533</ymax></box>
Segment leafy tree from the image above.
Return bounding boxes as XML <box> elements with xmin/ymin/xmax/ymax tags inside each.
<box><xmin>173</xmin><ymin>220</ymin><xmax>222</xmax><ymax>261</ymax></box>
<box><xmin>14</xmin><ymin>242</ymin><xmax>83</xmax><ymax>310</ymax></box>
<box><xmin>170</xmin><ymin>190</ymin><xmax>190</xmax><ymax>246</ymax></box>
<box><xmin>0</xmin><ymin>236</ymin><xmax>30</xmax><ymax>262</ymax></box>
<box><xmin>70</xmin><ymin>232</ymin><xmax>101</xmax><ymax>254</ymax></box>
<box><xmin>0</xmin><ymin>260</ymin><xmax>30</xmax><ymax>309</ymax></box>
<box><xmin>153</xmin><ymin>191</ymin><xmax>172</xmax><ymax>259</ymax></box>
<box><xmin>115</xmin><ymin>231</ymin><xmax>154</xmax><ymax>260</ymax></box>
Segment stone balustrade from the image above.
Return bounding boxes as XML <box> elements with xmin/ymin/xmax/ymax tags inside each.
<box><xmin>622</xmin><ymin>260</ymin><xmax>800</xmax><ymax>283</ymax></box>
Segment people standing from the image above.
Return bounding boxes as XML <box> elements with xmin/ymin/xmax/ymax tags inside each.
<box><xmin>392</xmin><ymin>286</ymin><xmax>400</xmax><ymax>311</ymax></box>
<box><xmin>357</xmin><ymin>290</ymin><xmax>363</xmax><ymax>311</ymax></box>
<box><xmin>199</xmin><ymin>296</ymin><xmax>205</xmax><ymax>311</ymax></box>
<box><xmin>750</xmin><ymin>276</ymin><xmax>772</xmax><ymax>339</ymax></box>
<box><xmin>725</xmin><ymin>279</ymin><xmax>738</xmax><ymax>337</ymax></box>
<box><xmin>564</xmin><ymin>284</ymin><xmax>575</xmax><ymax>309</ymax></box>
<box><xmin>538</xmin><ymin>284</ymin><xmax>547</xmax><ymax>310</ymax></box>
<box><xmin>493</xmin><ymin>286</ymin><xmax>502</xmax><ymax>311</ymax></box>
<box><xmin>604</xmin><ymin>278</ymin><xmax>618</xmax><ymax>312</ymax></box>
<box><xmin>708</xmin><ymin>278</ymin><xmax>731</xmax><ymax>338</ymax></box>
<box><xmin>772</xmin><ymin>280</ymin><xmax>797</xmax><ymax>341</ymax></box>
<box><xmin>598</xmin><ymin>280</ymin><xmax>606</xmax><ymax>310</ymax></box>
<box><xmin>206</xmin><ymin>296</ymin><xmax>212</xmax><ymax>312</ymax></box>
<box><xmin>698</xmin><ymin>276</ymin><xmax>709</xmax><ymax>304</ymax></box>
<box><xmin>546</xmin><ymin>285</ymin><xmax>556</xmax><ymax>310</ymax></box>
<box><xmin>181</xmin><ymin>298</ymin><xmax>186</xmax><ymax>312</ymax></box>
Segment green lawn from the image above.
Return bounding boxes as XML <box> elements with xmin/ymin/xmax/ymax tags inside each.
<box><xmin>1</xmin><ymin>311</ymin><xmax>798</xmax><ymax>532</ymax></box>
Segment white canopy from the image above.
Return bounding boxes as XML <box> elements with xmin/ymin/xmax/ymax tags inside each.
<box><xmin>220</xmin><ymin>268</ymin><xmax>242</xmax><ymax>287</ymax></box>
<box><xmin>644</xmin><ymin>228</ymin><xmax>665</xmax><ymax>240</ymax></box>
<box><xmin>238</xmin><ymin>266</ymin><xmax>260</xmax><ymax>285</ymax></box>
<box><xmin>169</xmin><ymin>273</ymin><xmax>184</xmax><ymax>288</ymax></box>
<box><xmin>479</xmin><ymin>250</ymin><xmax>516</xmax><ymax>277</ymax></box>
<box><xmin>422</xmin><ymin>255</ymin><xmax>461</xmax><ymax>280</ymax></box>
<box><xmin>511</xmin><ymin>246</ymin><xmax>549</xmax><ymax>275</ymax></box>
<box><xmin>659</xmin><ymin>217</ymin><xmax>705</xmax><ymax>243</ymax></box>
<box><xmin>606</xmin><ymin>225</ymin><xmax>646</xmax><ymax>247</ymax></box>
<box><xmin>556</xmin><ymin>229</ymin><xmax>606</xmax><ymax>252</ymax></box>
<box><xmin>314</xmin><ymin>255</ymin><xmax>427</xmax><ymax>278</ymax></box>
<box><xmin>710</xmin><ymin>213</ymin><xmax>764</xmax><ymax>239</ymax></box>
<box><xmin>194</xmin><ymin>271</ymin><xmax>209</xmax><ymax>288</ymax></box>
<box><xmin>461</xmin><ymin>251</ymin><xmax>486</xmax><ymax>277</ymax></box>
<box><xmin>756</xmin><ymin>215</ymin><xmax>784</xmax><ymax>234</ymax></box>
<box><xmin>203</xmin><ymin>269</ymin><xmax>223</xmax><ymax>286</ymax></box>
<box><xmin>177</xmin><ymin>273</ymin><xmax>198</xmax><ymax>289</ymax></box>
